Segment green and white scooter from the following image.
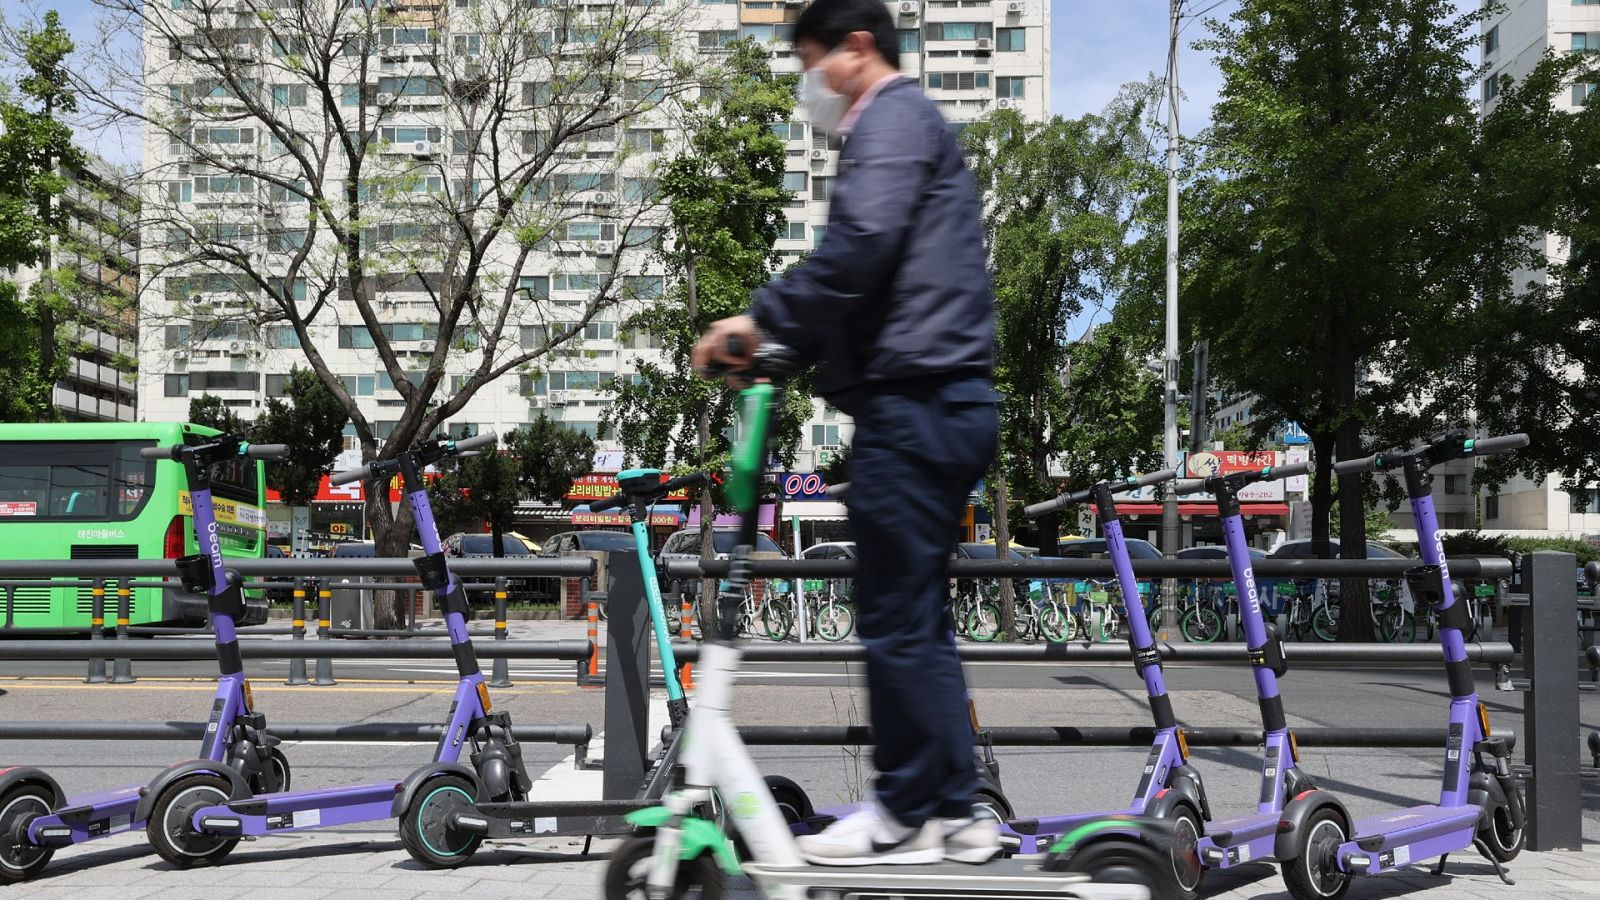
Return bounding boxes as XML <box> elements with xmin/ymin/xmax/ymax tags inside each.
<box><xmin>603</xmin><ymin>339</ymin><xmax>1178</xmax><ymax>899</ymax></box>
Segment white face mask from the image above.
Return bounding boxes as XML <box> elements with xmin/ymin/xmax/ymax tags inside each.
<box><xmin>799</xmin><ymin>53</ymin><xmax>853</xmax><ymax>136</ymax></box>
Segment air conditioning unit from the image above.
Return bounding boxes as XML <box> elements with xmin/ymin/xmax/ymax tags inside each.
<box><xmin>897</xmin><ymin>0</ymin><xmax>919</xmax><ymax>15</ymax></box>
<box><xmin>590</xmin><ymin>191</ymin><xmax>616</xmax><ymax>205</ymax></box>
<box><xmin>529</xmin><ymin>396</ymin><xmax>547</xmax><ymax>409</ymax></box>
<box><xmin>809</xmin><ymin>148</ymin><xmax>827</xmax><ymax>161</ymax></box>
<box><xmin>548</xmin><ymin>390</ymin><xmax>569</xmax><ymax>407</ymax></box>
<box><xmin>591</xmin><ymin>240</ymin><xmax>616</xmax><ymax>254</ymax></box>
<box><xmin>1006</xmin><ymin>0</ymin><xmax>1024</xmax><ymax>12</ymax></box>
<box><xmin>416</xmin><ymin>340</ymin><xmax>435</xmax><ymax>353</ymax></box>
<box><xmin>376</xmin><ymin>92</ymin><xmax>396</xmax><ymax>106</ymax></box>
<box><xmin>996</xmin><ymin>97</ymin><xmax>1016</xmax><ymax>110</ymax></box>
<box><xmin>975</xmin><ymin>37</ymin><xmax>992</xmax><ymax>51</ymax></box>
<box><xmin>411</xmin><ymin>139</ymin><xmax>434</xmax><ymax>159</ymax></box>
<box><xmin>228</xmin><ymin>340</ymin><xmax>247</xmax><ymax>354</ymax></box>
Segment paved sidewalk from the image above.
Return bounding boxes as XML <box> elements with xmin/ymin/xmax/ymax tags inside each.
<box><xmin>20</xmin><ymin>828</ymin><xmax>1597</xmax><ymax>899</ymax></box>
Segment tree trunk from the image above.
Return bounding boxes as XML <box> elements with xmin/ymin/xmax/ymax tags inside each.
<box><xmin>992</xmin><ymin>468</ymin><xmax>1016</xmax><ymax>640</ymax></box>
<box><xmin>684</xmin><ymin>250</ymin><xmax>721</xmax><ymax>639</ymax></box>
<box><xmin>1309</xmin><ymin>429</ymin><xmax>1336</xmax><ymax>558</ymax></box>
<box><xmin>368</xmin><ymin>485</ymin><xmax>414</xmax><ymax>630</ymax></box>
<box><xmin>1334</xmin><ymin>416</ymin><xmax>1374</xmax><ymax>641</ymax></box>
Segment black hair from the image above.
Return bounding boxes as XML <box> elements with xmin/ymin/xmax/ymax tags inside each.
<box><xmin>792</xmin><ymin>0</ymin><xmax>900</xmax><ymax>70</ymax></box>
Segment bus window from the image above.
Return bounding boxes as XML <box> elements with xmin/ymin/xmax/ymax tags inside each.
<box><xmin>0</xmin><ymin>442</ymin><xmax>155</xmax><ymax>521</ymax></box>
<box><xmin>184</xmin><ymin>431</ymin><xmax>261</xmax><ymax>503</ymax></box>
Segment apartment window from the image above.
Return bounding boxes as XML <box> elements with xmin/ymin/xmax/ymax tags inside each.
<box><xmin>1444</xmin><ymin>474</ymin><xmax>1464</xmax><ymax>495</ymax></box>
<box><xmin>195</xmin><ymin>127</ymin><xmax>256</xmax><ymax>145</ymax></box>
<box><xmin>1485</xmin><ymin>25</ymin><xmax>1499</xmax><ymax>55</ymax></box>
<box><xmin>924</xmin><ymin>22</ymin><xmax>993</xmax><ymax>41</ymax></box>
<box><xmin>379</xmin><ymin>126</ymin><xmax>442</xmax><ymax>145</ymax></box>
<box><xmin>264</xmin><ymin>374</ymin><xmax>290</xmax><ymax>398</ymax></box>
<box><xmin>518</xmin><ymin>275</ymin><xmax>550</xmax><ymax>298</ymax></box>
<box><xmin>164</xmin><ymin>374</ymin><xmax>189</xmax><ymax>397</ymax></box>
<box><xmin>784</xmin><ymin>221</ymin><xmax>806</xmax><ymax>241</ymax></box>
<box><xmin>556</xmin><ymin>222</ymin><xmax>616</xmax><ymax>243</ymax></box>
<box><xmin>453</xmin><ymin>34</ymin><xmax>481</xmax><ymax>56</ymax></box>
<box><xmin>740</xmin><ymin>23</ymin><xmax>796</xmax><ymax>43</ymax></box>
<box><xmin>1577</xmin><ymin>33</ymin><xmax>1600</xmax><ymax>51</ymax></box>
<box><xmin>378</xmin><ymin>76</ymin><xmax>444</xmax><ymax>97</ymax></box>
<box><xmin>268</xmin><ymin>179</ymin><xmax>305</xmax><ymax>202</ymax></box>
<box><xmin>699</xmin><ymin>30</ymin><xmax>737</xmax><ymax>50</ymax></box>
<box><xmin>263</xmin><ymin>324</ymin><xmax>300</xmax><ymax>349</ymax></box>
<box><xmin>580</xmin><ymin>322</ymin><xmax>615</xmax><ymax>341</ymax></box>
<box><xmin>782</xmin><ymin>171</ymin><xmax>808</xmax><ymax>193</ymax></box>
<box><xmin>625</xmin><ymin>128</ymin><xmax>666</xmax><ymax>152</ymax></box>
<box><xmin>622</xmin><ymin>177</ymin><xmax>657</xmax><ymax>201</ymax></box>
<box><xmin>898</xmin><ymin>29</ymin><xmax>920</xmax><ymax>52</ymax></box>
<box><xmin>927</xmin><ymin>72</ymin><xmax>989</xmax><ymax>90</ymax></box>
<box><xmin>271</xmin><ymin>84</ymin><xmax>307</xmax><ymax>107</ymax></box>
<box><xmin>1571</xmin><ymin>487</ymin><xmax>1600</xmax><ymax>514</ymax></box>
<box><xmin>164</xmin><ymin>324</ymin><xmax>191</xmax><ymax>349</ymax></box>
<box><xmin>623</xmin><ymin>329</ymin><xmax>664</xmax><ymax>349</ymax></box>
<box><xmin>811</xmin><ymin>424</ymin><xmax>842</xmax><ymax>446</ymax></box>
<box><xmin>1576</xmin><ymin>83</ymin><xmax>1598</xmax><ymax>105</ymax></box>
<box><xmin>270</xmin><ymin>36</ymin><xmax>308</xmax><ymax>57</ymax></box>
<box><xmin>771</xmin><ymin>121</ymin><xmax>805</xmax><ymax>141</ymax></box>
<box><xmin>190</xmin><ymin>371</ymin><xmax>260</xmax><ymax>391</ymax></box>
<box><xmin>1484</xmin><ymin>493</ymin><xmax>1499</xmax><ymax>520</ymax></box>
<box><xmin>996</xmin><ymin>26</ymin><xmax>1025</xmax><ymax>51</ymax></box>
<box><xmin>522</xmin><ymin>81</ymin><xmax>552</xmax><ymax>106</ymax></box>
<box><xmin>380</xmin><ymin>27</ymin><xmax>435</xmax><ymax>46</ymax></box>
<box><xmin>339</xmin><ymin>375</ymin><xmax>376</xmax><ymax>396</ymax></box>
<box><xmin>167</xmin><ymin>181</ymin><xmax>192</xmax><ymax>203</ymax></box>
<box><xmin>813</xmin><ymin>224</ymin><xmax>827</xmax><ymax>247</ymax></box>
<box><xmin>194</xmin><ymin>175</ymin><xmax>254</xmax><ymax>194</ymax></box>
<box><xmin>811</xmin><ymin>175</ymin><xmax>832</xmax><ymax>202</ymax></box>
<box><xmin>341</xmin><ymin>83</ymin><xmax>362</xmax><ymax>106</ymax></box>
<box><xmin>552</xmin><ymin>272</ymin><xmax>601</xmax><ymax>292</ymax></box>
<box><xmin>1483</xmin><ymin>71</ymin><xmax>1503</xmax><ymax>103</ymax></box>
<box><xmin>267</xmin><ymin>228</ymin><xmax>308</xmax><ymax>252</ymax></box>
<box><xmin>995</xmin><ymin>77</ymin><xmax>1026</xmax><ymax>99</ymax></box>
<box><xmin>623</xmin><ymin>79</ymin><xmax>666</xmax><ymax>104</ymax></box>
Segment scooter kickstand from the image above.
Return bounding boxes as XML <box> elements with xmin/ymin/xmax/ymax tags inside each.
<box><xmin>1473</xmin><ymin>839</ymin><xmax>1515</xmax><ymax>885</ymax></box>
<box><xmin>1431</xmin><ymin>853</ymin><xmax>1448</xmax><ymax>877</ymax></box>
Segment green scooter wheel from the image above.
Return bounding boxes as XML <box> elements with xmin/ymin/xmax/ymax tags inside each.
<box><xmin>604</xmin><ymin>834</ymin><xmax>726</xmax><ymax>899</ymax></box>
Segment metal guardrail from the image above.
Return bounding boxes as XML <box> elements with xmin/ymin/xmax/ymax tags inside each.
<box><xmin>672</xmin><ymin>641</ymin><xmax>1516</xmax><ymax>664</ymax></box>
<box><xmin>0</xmin><ymin>557</ymin><xmax>597</xmax><ymax>578</ymax></box>
<box><xmin>735</xmin><ymin>725</ymin><xmax>1516</xmax><ymax>749</ymax></box>
<box><xmin>0</xmin><ymin>721</ymin><xmax>591</xmax><ymax>745</ymax></box>
<box><xmin>664</xmin><ymin>556</ymin><xmax>1515</xmax><ymax>579</ymax></box>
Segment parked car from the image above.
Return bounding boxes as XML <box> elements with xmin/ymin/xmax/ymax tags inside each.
<box><xmin>802</xmin><ymin>541</ymin><xmax>857</xmax><ymax>560</ymax></box>
<box><xmin>444</xmin><ymin>532</ymin><xmax>536</xmax><ymax>603</ymax></box>
<box><xmin>331</xmin><ymin>542</ymin><xmax>377</xmax><ymax>558</ymax></box>
<box><xmin>540</xmin><ymin>530</ymin><xmax>638</xmax><ymax>556</ymax></box>
<box><xmin>658</xmin><ymin>528</ymin><xmax>788</xmax><ymax>596</ymax></box>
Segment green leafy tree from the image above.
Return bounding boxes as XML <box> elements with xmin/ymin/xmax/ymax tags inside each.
<box><xmin>961</xmin><ymin>88</ymin><xmax>1159</xmax><ymax>636</ymax></box>
<box><xmin>1184</xmin><ymin>0</ymin><xmax>1507</xmax><ymax>639</ymax></box>
<box><xmin>431</xmin><ymin>418</ymin><xmax>594</xmax><ymax>556</ymax></box>
<box><xmin>188</xmin><ymin>393</ymin><xmax>246</xmax><ymax>434</ymax></box>
<box><xmin>609</xmin><ymin>40</ymin><xmax>800</xmax><ymax>637</ymax></box>
<box><xmin>0</xmin><ymin>10</ymin><xmax>81</xmax><ymax>421</ymax></box>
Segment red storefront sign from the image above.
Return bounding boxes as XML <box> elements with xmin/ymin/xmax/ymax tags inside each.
<box><xmin>565</xmin><ymin>473</ymin><xmax>688</xmax><ymax>502</ymax></box>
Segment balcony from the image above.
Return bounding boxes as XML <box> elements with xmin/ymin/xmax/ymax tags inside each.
<box><xmin>52</xmin><ymin>386</ymin><xmax>135</xmax><ymax>423</ymax></box>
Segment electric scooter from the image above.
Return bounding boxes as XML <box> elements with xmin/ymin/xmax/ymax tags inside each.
<box><xmin>1171</xmin><ymin>461</ymin><xmax>1350</xmax><ymax>883</ymax></box>
<box><xmin>0</xmin><ymin>433</ymin><xmax>291</xmax><ymax>883</ymax></box>
<box><xmin>142</xmin><ymin>432</ymin><xmax>534</xmax><ymax>868</ymax></box>
<box><xmin>401</xmin><ymin>467</ymin><xmax>748</xmax><ymax>861</ymax></box>
<box><xmin>1006</xmin><ymin>470</ymin><xmax>1208</xmax><ymax>899</ymax></box>
<box><xmin>603</xmin><ymin>340</ymin><xmax>1177</xmax><ymax>900</ymax></box>
<box><xmin>1278</xmin><ymin>433</ymin><xmax>1527</xmax><ymax>899</ymax></box>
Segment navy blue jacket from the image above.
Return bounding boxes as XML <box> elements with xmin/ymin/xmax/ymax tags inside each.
<box><xmin>748</xmin><ymin>77</ymin><xmax>994</xmax><ymax>415</ymax></box>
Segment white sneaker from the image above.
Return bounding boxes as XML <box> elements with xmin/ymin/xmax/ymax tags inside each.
<box><xmin>941</xmin><ymin>816</ymin><xmax>1002</xmax><ymax>863</ymax></box>
<box><xmin>797</xmin><ymin>803</ymin><xmax>944</xmax><ymax>866</ymax></box>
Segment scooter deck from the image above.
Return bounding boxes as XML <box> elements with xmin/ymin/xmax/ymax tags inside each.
<box><xmin>1196</xmin><ymin>812</ymin><xmax>1278</xmax><ymax>869</ymax></box>
<box><xmin>742</xmin><ymin>859</ymin><xmax>1149</xmax><ymax>898</ymax></box>
<box><xmin>1343</xmin><ymin>804</ymin><xmax>1479</xmax><ymax>873</ymax></box>
<box><xmin>29</xmin><ymin>785</ymin><xmax>143</xmax><ymax>845</ymax></box>
<box><xmin>456</xmin><ymin>799</ymin><xmax>648</xmax><ymax>838</ymax></box>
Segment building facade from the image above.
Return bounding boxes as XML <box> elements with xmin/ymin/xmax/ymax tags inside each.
<box><xmin>10</xmin><ymin>158</ymin><xmax>140</xmax><ymax>422</ymax></box>
<box><xmin>135</xmin><ymin>0</ymin><xmax>1051</xmax><ymax>485</ymax></box>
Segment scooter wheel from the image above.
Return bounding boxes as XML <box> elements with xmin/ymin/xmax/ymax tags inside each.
<box><xmin>399</xmin><ymin>775</ymin><xmax>482</xmax><ymax>869</ymax></box>
<box><xmin>146</xmin><ymin>772</ymin><xmax>239</xmax><ymax>868</ymax></box>
<box><xmin>1166</xmin><ymin>802</ymin><xmax>1204</xmax><ymax>900</ymax></box>
<box><xmin>605</xmin><ymin>834</ymin><xmax>726</xmax><ymax>900</ymax></box>
<box><xmin>973</xmin><ymin>787</ymin><xmax>1013</xmax><ymax>824</ymax></box>
<box><xmin>0</xmin><ymin>782</ymin><xmax>55</xmax><ymax>883</ymax></box>
<box><xmin>1282</xmin><ymin>807</ymin><xmax>1350</xmax><ymax>900</ymax></box>
<box><xmin>1479</xmin><ymin>794</ymin><xmax>1525</xmax><ymax>862</ymax></box>
<box><xmin>1060</xmin><ymin>837</ymin><xmax>1178</xmax><ymax>898</ymax></box>
<box><xmin>764</xmin><ymin>775</ymin><xmax>814</xmax><ymax>825</ymax></box>
<box><xmin>248</xmin><ymin>747</ymin><xmax>292</xmax><ymax>794</ymax></box>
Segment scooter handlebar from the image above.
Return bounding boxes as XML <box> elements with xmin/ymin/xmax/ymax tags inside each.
<box><xmin>139</xmin><ymin>447</ymin><xmax>172</xmax><ymax>460</ymax></box>
<box><xmin>1334</xmin><ymin>454</ymin><xmax>1381</xmax><ymax>476</ymax></box>
<box><xmin>1270</xmin><ymin>461</ymin><xmax>1310</xmax><ymax>481</ymax></box>
<box><xmin>591</xmin><ymin>493</ymin><xmax>625</xmax><ymax>512</ymax></box>
<box><xmin>330</xmin><ymin>465</ymin><xmax>370</xmax><ymax>486</ymax></box>
<box><xmin>245</xmin><ymin>443</ymin><xmax>289</xmax><ymax>461</ymax></box>
<box><xmin>661</xmin><ymin>471</ymin><xmax>710</xmax><ymax>493</ymax></box>
<box><xmin>1173</xmin><ymin>479</ymin><xmax>1207</xmax><ymax>496</ymax></box>
<box><xmin>1127</xmin><ymin>468</ymin><xmax>1180</xmax><ymax>490</ymax></box>
<box><xmin>1024</xmin><ymin>490</ymin><xmax>1086</xmax><ymax>519</ymax></box>
<box><xmin>1469</xmin><ymin>433</ymin><xmax>1529</xmax><ymax>458</ymax></box>
<box><xmin>451</xmin><ymin>431</ymin><xmax>498</xmax><ymax>453</ymax></box>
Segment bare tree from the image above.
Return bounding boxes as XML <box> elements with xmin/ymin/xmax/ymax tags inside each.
<box><xmin>65</xmin><ymin>0</ymin><xmax>701</xmax><ymax>625</ymax></box>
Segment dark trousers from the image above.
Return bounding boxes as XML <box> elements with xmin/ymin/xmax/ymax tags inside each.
<box><xmin>846</xmin><ymin>376</ymin><xmax>998</xmax><ymax>828</ymax></box>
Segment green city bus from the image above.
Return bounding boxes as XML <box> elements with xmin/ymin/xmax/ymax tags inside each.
<box><xmin>0</xmin><ymin>422</ymin><xmax>268</xmax><ymax>631</ymax></box>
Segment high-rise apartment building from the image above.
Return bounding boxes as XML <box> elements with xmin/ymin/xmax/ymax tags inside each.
<box><xmin>1477</xmin><ymin>0</ymin><xmax>1600</xmax><ymax>534</ymax></box>
<box><xmin>10</xmin><ymin>157</ymin><xmax>140</xmax><ymax>422</ymax></box>
<box><xmin>136</xmin><ymin>0</ymin><xmax>1051</xmax><ymax>477</ymax></box>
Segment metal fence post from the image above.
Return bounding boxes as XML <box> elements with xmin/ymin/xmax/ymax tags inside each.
<box><xmin>579</xmin><ymin>577</ymin><xmax>601</xmax><ymax>685</ymax></box>
<box><xmin>1522</xmin><ymin>550</ymin><xmax>1582</xmax><ymax>850</ymax></box>
<box><xmin>285</xmin><ymin>580</ymin><xmax>309</xmax><ymax>686</ymax></box>
<box><xmin>490</xmin><ymin>577</ymin><xmax>512</xmax><ymax>688</ymax></box>
<box><xmin>313</xmin><ymin>582</ymin><xmax>336</xmax><ymax>685</ymax></box>
<box><xmin>111</xmin><ymin>578</ymin><xmax>135</xmax><ymax>684</ymax></box>
<box><xmin>602</xmin><ymin>552</ymin><xmax>648</xmax><ymax>801</ymax></box>
<box><xmin>84</xmin><ymin>579</ymin><xmax>107</xmax><ymax>684</ymax></box>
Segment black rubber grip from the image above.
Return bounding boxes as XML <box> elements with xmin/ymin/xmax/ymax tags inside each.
<box><xmin>1132</xmin><ymin>468</ymin><xmax>1180</xmax><ymax>489</ymax></box>
<box><xmin>591</xmin><ymin>493</ymin><xmax>625</xmax><ymax>512</ymax></box>
<box><xmin>1173</xmin><ymin>479</ymin><xmax>1207</xmax><ymax>496</ymax></box>
<box><xmin>1468</xmin><ymin>433</ymin><xmax>1528</xmax><ymax>457</ymax></box>
<box><xmin>453</xmin><ymin>431</ymin><xmax>498</xmax><ymax>452</ymax></box>
<box><xmin>330</xmin><ymin>465</ymin><xmax>370</xmax><ymax>486</ymax></box>
<box><xmin>662</xmin><ymin>472</ymin><xmax>710</xmax><ymax>493</ymax></box>
<box><xmin>1270</xmin><ymin>461</ymin><xmax>1310</xmax><ymax>480</ymax></box>
<box><xmin>139</xmin><ymin>446</ymin><xmax>174</xmax><ymax>460</ymax></box>
<box><xmin>245</xmin><ymin>443</ymin><xmax>289</xmax><ymax>461</ymax></box>
<box><xmin>1025</xmin><ymin>489</ymin><xmax>1091</xmax><ymax>518</ymax></box>
<box><xmin>1333</xmin><ymin>453</ymin><xmax>1383</xmax><ymax>475</ymax></box>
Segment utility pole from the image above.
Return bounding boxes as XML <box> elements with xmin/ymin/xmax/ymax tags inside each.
<box><xmin>1159</xmin><ymin>0</ymin><xmax>1184</xmax><ymax>637</ymax></box>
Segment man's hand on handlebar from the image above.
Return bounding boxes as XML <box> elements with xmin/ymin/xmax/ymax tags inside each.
<box><xmin>692</xmin><ymin>315</ymin><xmax>758</xmax><ymax>385</ymax></box>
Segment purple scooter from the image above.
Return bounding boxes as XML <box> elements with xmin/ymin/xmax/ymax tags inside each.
<box><xmin>1275</xmin><ymin>433</ymin><xmax>1526</xmax><ymax>899</ymax></box>
<box><xmin>1172</xmin><ymin>460</ymin><xmax>1345</xmax><ymax>883</ymax></box>
<box><xmin>142</xmin><ymin>432</ymin><xmax>532</xmax><ymax>868</ymax></box>
<box><xmin>1003</xmin><ymin>469</ymin><xmax>1208</xmax><ymax>899</ymax></box>
<box><xmin>0</xmin><ymin>433</ymin><xmax>291</xmax><ymax>883</ymax></box>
